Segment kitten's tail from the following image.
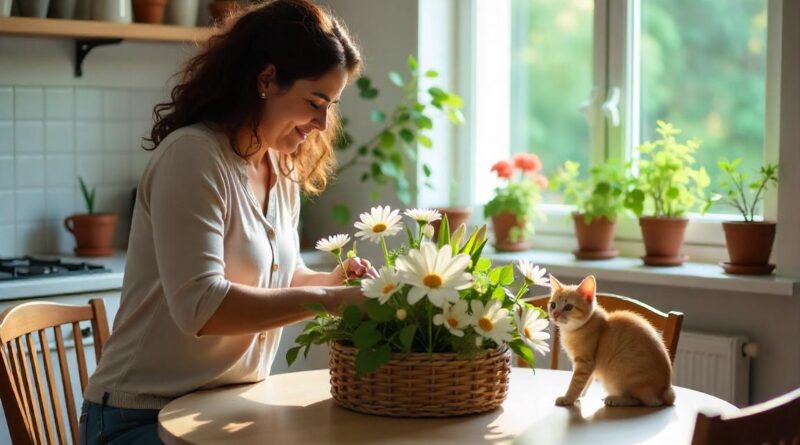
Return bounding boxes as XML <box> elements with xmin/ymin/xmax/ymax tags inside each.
<box><xmin>662</xmin><ymin>386</ymin><xmax>676</xmax><ymax>406</ymax></box>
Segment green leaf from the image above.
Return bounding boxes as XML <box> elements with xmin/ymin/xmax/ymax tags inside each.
<box><xmin>422</xmin><ymin>164</ymin><xmax>432</xmax><ymax>177</ymax></box>
<box><xmin>436</xmin><ymin>215</ymin><xmax>450</xmax><ymax>248</ymax></box>
<box><xmin>380</xmin><ymin>131</ymin><xmax>396</xmax><ymax>149</ymax></box>
<box><xmin>489</xmin><ymin>267</ymin><xmax>502</xmax><ymax>285</ymax></box>
<box><xmin>356</xmin><ymin>344</ymin><xmax>392</xmax><ymax>376</ymax></box>
<box><xmin>475</xmin><ymin>257</ymin><xmax>492</xmax><ymax>272</ymax></box>
<box><xmin>418</xmin><ymin>135</ymin><xmax>433</xmax><ymax>148</ymax></box>
<box><xmin>364</xmin><ymin>298</ymin><xmax>394</xmax><ymax>322</ymax></box>
<box><xmin>424</xmin><ymin>70</ymin><xmax>438</xmax><ymax>78</ymax></box>
<box><xmin>360</xmin><ymin>88</ymin><xmax>379</xmax><ymax>99</ymax></box>
<box><xmin>286</xmin><ymin>346</ymin><xmax>301</xmax><ymax>367</ymax></box>
<box><xmin>398</xmin><ymin>324</ymin><xmax>417</xmax><ymax>351</ymax></box>
<box><xmin>399</xmin><ymin>128</ymin><xmax>414</xmax><ymax>143</ymax></box>
<box><xmin>342</xmin><ymin>304</ymin><xmax>362</xmax><ymax>328</ymax></box>
<box><xmin>332</xmin><ymin>204</ymin><xmax>350</xmax><ymax>226</ymax></box>
<box><xmin>388</xmin><ymin>71</ymin><xmax>404</xmax><ymax>87</ymax></box>
<box><xmin>356</xmin><ymin>77</ymin><xmax>371</xmax><ymax>90</ymax></box>
<box><xmin>370</xmin><ymin>109</ymin><xmax>386</xmax><ymax>123</ymax></box>
<box><xmin>354</xmin><ymin>322</ymin><xmax>381</xmax><ymax>349</ymax></box>
<box><xmin>304</xmin><ymin>302</ymin><xmax>327</xmax><ymax>314</ymax></box>
<box><xmin>499</xmin><ymin>264</ymin><xmax>515</xmax><ymax>286</ymax></box>
<box><xmin>491</xmin><ymin>286</ymin><xmax>506</xmax><ymax>301</ymax></box>
<box><xmin>407</xmin><ymin>54</ymin><xmax>418</xmax><ymax>70</ymax></box>
<box><xmin>509</xmin><ymin>340</ymin><xmax>535</xmax><ymax>368</ymax></box>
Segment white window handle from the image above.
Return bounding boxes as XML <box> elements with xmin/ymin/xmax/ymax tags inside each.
<box><xmin>601</xmin><ymin>86</ymin><xmax>621</xmax><ymax>127</ymax></box>
<box><xmin>579</xmin><ymin>87</ymin><xmax>600</xmax><ymax>126</ymax></box>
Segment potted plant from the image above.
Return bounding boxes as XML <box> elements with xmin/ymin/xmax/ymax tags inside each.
<box><xmin>320</xmin><ymin>54</ymin><xmax>465</xmax><ymax>226</ymax></box>
<box><xmin>483</xmin><ymin>153</ymin><xmax>548</xmax><ymax>251</ymax></box>
<box><xmin>709</xmin><ymin>159</ymin><xmax>778</xmax><ymax>274</ymax></box>
<box><xmin>63</xmin><ymin>177</ymin><xmax>118</xmax><ymax>257</ymax></box>
<box><xmin>550</xmin><ymin>159</ymin><xmax>629</xmax><ymax>260</ymax></box>
<box><xmin>287</xmin><ymin>206</ymin><xmax>551</xmax><ymax>417</ymax></box>
<box><xmin>625</xmin><ymin>121</ymin><xmax>710</xmax><ymax>266</ymax></box>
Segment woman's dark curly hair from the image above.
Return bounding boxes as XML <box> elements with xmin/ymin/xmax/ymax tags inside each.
<box><xmin>146</xmin><ymin>0</ymin><xmax>362</xmax><ymax>195</ymax></box>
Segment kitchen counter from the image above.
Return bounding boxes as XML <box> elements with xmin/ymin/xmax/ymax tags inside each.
<box><xmin>0</xmin><ymin>250</ymin><xmax>338</xmax><ymax>302</ymax></box>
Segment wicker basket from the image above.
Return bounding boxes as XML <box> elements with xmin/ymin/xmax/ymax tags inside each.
<box><xmin>329</xmin><ymin>342</ymin><xmax>512</xmax><ymax>417</ymax></box>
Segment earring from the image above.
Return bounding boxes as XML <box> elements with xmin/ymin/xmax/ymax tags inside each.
<box><xmin>260</xmin><ymin>92</ymin><xmax>266</xmax><ymax>99</ymax></box>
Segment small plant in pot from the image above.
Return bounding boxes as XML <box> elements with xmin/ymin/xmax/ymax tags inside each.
<box><xmin>484</xmin><ymin>153</ymin><xmax>548</xmax><ymax>251</ymax></box>
<box><xmin>550</xmin><ymin>159</ymin><xmax>629</xmax><ymax>260</ymax></box>
<box><xmin>709</xmin><ymin>159</ymin><xmax>778</xmax><ymax>275</ymax></box>
<box><xmin>625</xmin><ymin>121</ymin><xmax>710</xmax><ymax>266</ymax></box>
<box><xmin>63</xmin><ymin>177</ymin><xmax>118</xmax><ymax>257</ymax></box>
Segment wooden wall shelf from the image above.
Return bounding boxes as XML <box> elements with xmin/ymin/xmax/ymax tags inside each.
<box><xmin>0</xmin><ymin>16</ymin><xmax>213</xmax><ymax>42</ymax></box>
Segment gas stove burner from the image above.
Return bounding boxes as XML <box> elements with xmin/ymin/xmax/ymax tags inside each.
<box><xmin>0</xmin><ymin>256</ymin><xmax>111</xmax><ymax>281</ymax></box>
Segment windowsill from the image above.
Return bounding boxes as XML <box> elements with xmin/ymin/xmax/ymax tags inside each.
<box><xmin>486</xmin><ymin>248</ymin><xmax>800</xmax><ymax>297</ymax></box>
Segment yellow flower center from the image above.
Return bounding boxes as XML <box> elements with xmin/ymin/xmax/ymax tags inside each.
<box><xmin>524</xmin><ymin>327</ymin><xmax>532</xmax><ymax>339</ymax></box>
<box><xmin>382</xmin><ymin>283</ymin><xmax>397</xmax><ymax>294</ymax></box>
<box><xmin>479</xmin><ymin>317</ymin><xmax>494</xmax><ymax>332</ymax></box>
<box><xmin>422</xmin><ymin>273</ymin><xmax>443</xmax><ymax>288</ymax></box>
<box><xmin>373</xmin><ymin>223</ymin><xmax>387</xmax><ymax>233</ymax></box>
<box><xmin>447</xmin><ymin>317</ymin><xmax>459</xmax><ymax>329</ymax></box>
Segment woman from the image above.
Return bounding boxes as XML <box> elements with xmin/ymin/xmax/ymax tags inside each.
<box><xmin>80</xmin><ymin>1</ymin><xmax>371</xmax><ymax>443</ymax></box>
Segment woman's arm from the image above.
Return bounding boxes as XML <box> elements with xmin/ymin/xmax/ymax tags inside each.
<box><xmin>198</xmin><ymin>284</ymin><xmax>364</xmax><ymax>336</ymax></box>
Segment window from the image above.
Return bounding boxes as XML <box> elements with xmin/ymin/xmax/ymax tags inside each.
<box><xmin>465</xmin><ymin>0</ymin><xmax>779</xmax><ymax>260</ymax></box>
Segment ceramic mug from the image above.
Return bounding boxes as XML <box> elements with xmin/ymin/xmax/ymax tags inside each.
<box><xmin>92</xmin><ymin>0</ymin><xmax>132</xmax><ymax>23</ymax></box>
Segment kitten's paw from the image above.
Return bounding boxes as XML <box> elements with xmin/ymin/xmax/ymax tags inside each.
<box><xmin>555</xmin><ymin>396</ymin><xmax>576</xmax><ymax>406</ymax></box>
<box><xmin>603</xmin><ymin>395</ymin><xmax>641</xmax><ymax>407</ymax></box>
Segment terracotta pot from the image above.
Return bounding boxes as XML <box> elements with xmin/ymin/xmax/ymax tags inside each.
<box><xmin>722</xmin><ymin>221</ymin><xmax>776</xmax><ymax>265</ymax></box>
<box><xmin>64</xmin><ymin>213</ymin><xmax>118</xmax><ymax>257</ymax></box>
<box><xmin>133</xmin><ymin>0</ymin><xmax>168</xmax><ymax>24</ymax></box>
<box><xmin>209</xmin><ymin>0</ymin><xmax>240</xmax><ymax>24</ymax></box>
<box><xmin>573</xmin><ymin>214</ymin><xmax>618</xmax><ymax>260</ymax></box>
<box><xmin>491</xmin><ymin>212</ymin><xmax>530</xmax><ymax>252</ymax></box>
<box><xmin>430</xmin><ymin>207</ymin><xmax>472</xmax><ymax>237</ymax></box>
<box><xmin>639</xmin><ymin>216</ymin><xmax>689</xmax><ymax>266</ymax></box>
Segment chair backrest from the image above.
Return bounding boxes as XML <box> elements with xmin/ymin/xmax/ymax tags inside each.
<box><xmin>0</xmin><ymin>299</ymin><xmax>110</xmax><ymax>445</ymax></box>
<box><xmin>691</xmin><ymin>387</ymin><xmax>800</xmax><ymax>445</ymax></box>
<box><xmin>525</xmin><ymin>293</ymin><xmax>684</xmax><ymax>369</ymax></box>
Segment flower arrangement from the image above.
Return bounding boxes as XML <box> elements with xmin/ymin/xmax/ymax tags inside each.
<box><xmin>483</xmin><ymin>153</ymin><xmax>549</xmax><ymax>245</ymax></box>
<box><xmin>287</xmin><ymin>206</ymin><xmax>552</xmax><ymax>377</ymax></box>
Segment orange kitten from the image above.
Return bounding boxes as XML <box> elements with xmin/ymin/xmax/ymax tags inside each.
<box><xmin>548</xmin><ymin>274</ymin><xmax>675</xmax><ymax>407</ymax></box>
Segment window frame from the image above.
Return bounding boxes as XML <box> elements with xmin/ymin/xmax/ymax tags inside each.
<box><xmin>457</xmin><ymin>0</ymin><xmax>781</xmax><ymax>263</ymax></box>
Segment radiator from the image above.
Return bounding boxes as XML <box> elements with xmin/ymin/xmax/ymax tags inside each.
<box><xmin>673</xmin><ymin>331</ymin><xmax>757</xmax><ymax>407</ymax></box>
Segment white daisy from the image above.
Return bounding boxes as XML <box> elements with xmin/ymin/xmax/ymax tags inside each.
<box><xmin>395</xmin><ymin>242</ymin><xmax>473</xmax><ymax>307</ymax></box>
<box><xmin>470</xmin><ymin>300</ymin><xmax>514</xmax><ymax>344</ymax></box>
<box><xmin>315</xmin><ymin>234</ymin><xmax>351</xmax><ymax>254</ymax></box>
<box><xmin>432</xmin><ymin>301</ymin><xmax>471</xmax><ymax>337</ymax></box>
<box><xmin>404</xmin><ymin>208</ymin><xmax>442</xmax><ymax>224</ymax></box>
<box><xmin>354</xmin><ymin>206</ymin><xmax>403</xmax><ymax>243</ymax></box>
<box><xmin>514</xmin><ymin>305</ymin><xmax>551</xmax><ymax>355</ymax></box>
<box><xmin>360</xmin><ymin>266</ymin><xmax>401</xmax><ymax>304</ymax></box>
<box><xmin>516</xmin><ymin>260</ymin><xmax>550</xmax><ymax>287</ymax></box>
<box><xmin>422</xmin><ymin>224</ymin><xmax>435</xmax><ymax>239</ymax></box>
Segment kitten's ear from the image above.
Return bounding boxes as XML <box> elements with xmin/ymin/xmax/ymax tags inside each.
<box><xmin>576</xmin><ymin>275</ymin><xmax>596</xmax><ymax>303</ymax></box>
<box><xmin>549</xmin><ymin>274</ymin><xmax>564</xmax><ymax>293</ymax></box>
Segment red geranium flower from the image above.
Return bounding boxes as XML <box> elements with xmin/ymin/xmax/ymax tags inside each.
<box><xmin>513</xmin><ymin>153</ymin><xmax>542</xmax><ymax>173</ymax></box>
<box><xmin>534</xmin><ymin>174</ymin><xmax>549</xmax><ymax>189</ymax></box>
<box><xmin>491</xmin><ymin>160</ymin><xmax>514</xmax><ymax>179</ymax></box>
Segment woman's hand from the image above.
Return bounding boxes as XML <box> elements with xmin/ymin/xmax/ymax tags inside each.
<box><xmin>318</xmin><ymin>257</ymin><xmax>377</xmax><ymax>286</ymax></box>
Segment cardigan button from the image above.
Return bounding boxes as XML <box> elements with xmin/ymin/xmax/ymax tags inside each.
<box><xmin>272</xmin><ymin>263</ymin><xmax>279</xmax><ymax>272</ymax></box>
<box><xmin>267</xmin><ymin>228</ymin><xmax>275</xmax><ymax>239</ymax></box>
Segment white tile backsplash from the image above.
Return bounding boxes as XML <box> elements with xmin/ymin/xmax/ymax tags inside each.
<box><xmin>4</xmin><ymin>85</ymin><xmax>161</xmax><ymax>254</ymax></box>
<box><xmin>14</xmin><ymin>88</ymin><xmax>43</xmax><ymax>120</ymax></box>
<box><xmin>0</xmin><ymin>191</ymin><xmax>13</xmax><ymax>224</ymax></box>
<box><xmin>0</xmin><ymin>88</ymin><xmax>12</xmax><ymax>120</ymax></box>
<box><xmin>15</xmin><ymin>188</ymin><xmax>46</xmax><ymax>223</ymax></box>
<box><xmin>15</xmin><ymin>156</ymin><xmax>45</xmax><ymax>188</ymax></box>
<box><xmin>46</xmin><ymin>154</ymin><xmax>76</xmax><ymax>186</ymax></box>
<box><xmin>0</xmin><ymin>156</ymin><xmax>13</xmax><ymax>188</ymax></box>
<box><xmin>76</xmin><ymin>122</ymin><xmax>103</xmax><ymax>152</ymax></box>
<box><xmin>14</xmin><ymin>121</ymin><xmax>44</xmax><ymax>154</ymax></box>
<box><xmin>75</xmin><ymin>88</ymin><xmax>102</xmax><ymax>119</ymax></box>
<box><xmin>0</xmin><ymin>121</ymin><xmax>11</xmax><ymax>155</ymax></box>
<box><xmin>45</xmin><ymin>121</ymin><xmax>75</xmax><ymax>153</ymax></box>
<box><xmin>45</xmin><ymin>88</ymin><xmax>74</xmax><ymax>120</ymax></box>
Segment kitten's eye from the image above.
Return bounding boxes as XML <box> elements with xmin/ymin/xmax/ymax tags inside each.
<box><xmin>564</xmin><ymin>304</ymin><xmax>574</xmax><ymax>311</ymax></box>
<box><xmin>549</xmin><ymin>302</ymin><xmax>556</xmax><ymax>310</ymax></box>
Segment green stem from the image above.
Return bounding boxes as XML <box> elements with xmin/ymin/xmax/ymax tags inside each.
<box><xmin>334</xmin><ymin>252</ymin><xmax>350</xmax><ymax>286</ymax></box>
<box><xmin>514</xmin><ymin>282</ymin><xmax>530</xmax><ymax>303</ymax></box>
<box><xmin>748</xmin><ymin>180</ymin><xmax>768</xmax><ymax>222</ymax></box>
<box><xmin>381</xmin><ymin>236</ymin><xmax>391</xmax><ymax>267</ymax></box>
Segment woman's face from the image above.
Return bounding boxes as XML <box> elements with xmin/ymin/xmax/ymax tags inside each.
<box><xmin>259</xmin><ymin>66</ymin><xmax>348</xmax><ymax>154</ymax></box>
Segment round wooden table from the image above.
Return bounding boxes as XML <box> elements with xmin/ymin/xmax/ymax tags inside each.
<box><xmin>158</xmin><ymin>368</ymin><xmax>736</xmax><ymax>445</ymax></box>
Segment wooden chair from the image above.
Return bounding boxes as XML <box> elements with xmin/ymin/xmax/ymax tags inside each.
<box><xmin>524</xmin><ymin>293</ymin><xmax>684</xmax><ymax>369</ymax></box>
<box><xmin>0</xmin><ymin>299</ymin><xmax>110</xmax><ymax>445</ymax></box>
<box><xmin>691</xmin><ymin>387</ymin><xmax>800</xmax><ymax>445</ymax></box>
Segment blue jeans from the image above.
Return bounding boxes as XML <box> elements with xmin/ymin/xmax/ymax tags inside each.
<box><xmin>78</xmin><ymin>394</ymin><xmax>163</xmax><ymax>445</ymax></box>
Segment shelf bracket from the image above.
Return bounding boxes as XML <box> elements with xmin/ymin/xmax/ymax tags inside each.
<box><xmin>74</xmin><ymin>38</ymin><xmax>123</xmax><ymax>78</ymax></box>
